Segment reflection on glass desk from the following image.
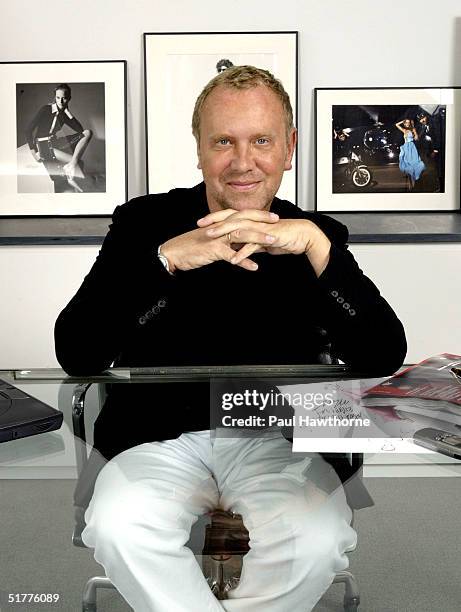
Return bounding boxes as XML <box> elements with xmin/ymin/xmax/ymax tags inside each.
<box><xmin>0</xmin><ymin>371</ymin><xmax>71</xmax><ymax>477</ymax></box>
<box><xmin>0</xmin><ymin>431</ymin><xmax>64</xmax><ymax>463</ymax></box>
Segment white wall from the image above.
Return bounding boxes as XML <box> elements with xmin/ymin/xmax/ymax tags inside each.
<box><xmin>1</xmin><ymin>0</ymin><xmax>461</xmax><ymax>367</ymax></box>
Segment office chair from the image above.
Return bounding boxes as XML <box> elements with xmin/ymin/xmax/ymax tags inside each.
<box><xmin>70</xmin><ymin>380</ymin><xmax>361</xmax><ymax>612</ymax></box>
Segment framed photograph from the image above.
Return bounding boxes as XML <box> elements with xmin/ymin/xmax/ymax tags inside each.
<box><xmin>315</xmin><ymin>87</ymin><xmax>461</xmax><ymax>212</ymax></box>
<box><xmin>144</xmin><ymin>31</ymin><xmax>298</xmax><ymax>203</ymax></box>
<box><xmin>0</xmin><ymin>60</ymin><xmax>127</xmax><ymax>216</ymax></box>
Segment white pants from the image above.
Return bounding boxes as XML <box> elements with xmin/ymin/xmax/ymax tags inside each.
<box><xmin>82</xmin><ymin>430</ymin><xmax>356</xmax><ymax>612</ymax></box>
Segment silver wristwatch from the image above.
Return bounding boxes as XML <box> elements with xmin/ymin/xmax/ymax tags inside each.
<box><xmin>157</xmin><ymin>245</ymin><xmax>172</xmax><ymax>274</ymax></box>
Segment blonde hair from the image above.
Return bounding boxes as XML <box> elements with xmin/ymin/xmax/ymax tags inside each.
<box><xmin>191</xmin><ymin>65</ymin><xmax>294</xmax><ymax>142</ymax></box>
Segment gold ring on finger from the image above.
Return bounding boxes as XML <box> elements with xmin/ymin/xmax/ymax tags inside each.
<box><xmin>227</xmin><ymin>232</ymin><xmax>232</xmax><ymax>243</ymax></box>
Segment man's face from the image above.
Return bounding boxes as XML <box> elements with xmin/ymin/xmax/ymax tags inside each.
<box><xmin>55</xmin><ymin>89</ymin><xmax>70</xmax><ymax>110</ymax></box>
<box><xmin>197</xmin><ymin>85</ymin><xmax>296</xmax><ymax>212</ymax></box>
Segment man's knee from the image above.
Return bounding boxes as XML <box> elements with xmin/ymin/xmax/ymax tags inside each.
<box><xmin>291</xmin><ymin>497</ymin><xmax>357</xmax><ymax>574</ymax></box>
<box><xmin>83</xmin><ymin>482</ymin><xmax>194</xmax><ymax>552</ymax></box>
<box><xmin>83</xmin><ymin>128</ymin><xmax>93</xmax><ymax>139</ymax></box>
<box><xmin>81</xmin><ymin>440</ymin><xmax>217</xmax><ymax>552</ymax></box>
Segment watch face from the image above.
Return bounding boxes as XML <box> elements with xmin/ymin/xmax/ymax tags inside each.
<box><xmin>158</xmin><ymin>253</ymin><xmax>170</xmax><ymax>272</ymax></box>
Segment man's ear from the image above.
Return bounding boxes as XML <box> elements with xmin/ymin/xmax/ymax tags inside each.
<box><xmin>284</xmin><ymin>128</ymin><xmax>297</xmax><ymax>171</ymax></box>
<box><xmin>196</xmin><ymin>138</ymin><xmax>202</xmax><ymax>170</ymax></box>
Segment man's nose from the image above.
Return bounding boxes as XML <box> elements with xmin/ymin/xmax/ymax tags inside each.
<box><xmin>230</xmin><ymin>142</ymin><xmax>255</xmax><ymax>173</ymax></box>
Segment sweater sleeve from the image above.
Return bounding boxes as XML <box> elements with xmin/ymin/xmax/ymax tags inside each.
<box><xmin>25</xmin><ymin>105</ymin><xmax>47</xmax><ymax>151</ymax></box>
<box><xmin>291</xmin><ymin>208</ymin><xmax>406</xmax><ymax>375</ymax></box>
<box><xmin>315</xmin><ymin>240</ymin><xmax>407</xmax><ymax>375</ymax></box>
<box><xmin>62</xmin><ymin>109</ymin><xmax>84</xmax><ymax>134</ymax></box>
<box><xmin>54</xmin><ymin>201</ymin><xmax>178</xmax><ymax>375</ymax></box>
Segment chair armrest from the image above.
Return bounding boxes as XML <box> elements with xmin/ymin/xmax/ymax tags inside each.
<box><xmin>72</xmin><ymin>382</ymin><xmax>93</xmax><ymax>475</ymax></box>
<box><xmin>71</xmin><ymin>382</ymin><xmax>105</xmax><ymax>547</ymax></box>
<box><xmin>72</xmin><ymin>505</ymin><xmax>87</xmax><ymax>547</ymax></box>
<box><xmin>72</xmin><ymin>383</ymin><xmax>93</xmax><ymax>441</ymax></box>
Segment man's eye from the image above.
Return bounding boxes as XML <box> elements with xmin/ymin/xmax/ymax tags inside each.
<box><xmin>217</xmin><ymin>138</ymin><xmax>231</xmax><ymax>145</ymax></box>
<box><xmin>256</xmin><ymin>138</ymin><xmax>269</xmax><ymax>145</ymax></box>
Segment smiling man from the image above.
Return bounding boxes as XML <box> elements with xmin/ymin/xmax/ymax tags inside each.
<box><xmin>159</xmin><ymin>70</ymin><xmax>331</xmax><ymax>278</ymax></box>
<box><xmin>197</xmin><ymin>83</ymin><xmax>296</xmax><ymax>211</ymax></box>
<box><xmin>55</xmin><ymin>66</ymin><xmax>406</xmax><ymax>612</ymax></box>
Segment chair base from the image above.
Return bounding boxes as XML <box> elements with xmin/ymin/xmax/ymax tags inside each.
<box><xmin>333</xmin><ymin>570</ymin><xmax>360</xmax><ymax>611</ymax></box>
<box><xmin>80</xmin><ymin>560</ymin><xmax>359</xmax><ymax>610</ymax></box>
<box><xmin>82</xmin><ymin>575</ymin><xmax>116</xmax><ymax>612</ymax></box>
<box><xmin>81</xmin><ymin>567</ymin><xmax>360</xmax><ymax>610</ymax></box>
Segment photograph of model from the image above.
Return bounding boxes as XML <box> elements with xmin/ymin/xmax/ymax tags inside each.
<box><xmin>16</xmin><ymin>82</ymin><xmax>106</xmax><ymax>194</ymax></box>
<box><xmin>332</xmin><ymin>104</ymin><xmax>445</xmax><ymax>194</ymax></box>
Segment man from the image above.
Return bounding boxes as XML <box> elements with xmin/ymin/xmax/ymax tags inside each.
<box><xmin>55</xmin><ymin>66</ymin><xmax>406</xmax><ymax>611</ymax></box>
<box><xmin>415</xmin><ymin>111</ymin><xmax>443</xmax><ymax>191</ymax></box>
<box><xmin>25</xmin><ymin>83</ymin><xmax>93</xmax><ymax>192</ymax></box>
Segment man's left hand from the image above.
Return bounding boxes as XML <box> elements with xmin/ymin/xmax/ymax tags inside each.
<box><xmin>197</xmin><ymin>209</ymin><xmax>331</xmax><ymax>277</ymax></box>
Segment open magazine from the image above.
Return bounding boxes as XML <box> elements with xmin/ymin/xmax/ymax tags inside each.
<box><xmin>362</xmin><ymin>354</ymin><xmax>461</xmax><ymax>426</ymax></box>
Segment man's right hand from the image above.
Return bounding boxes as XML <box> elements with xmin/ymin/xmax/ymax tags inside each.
<box><xmin>33</xmin><ymin>150</ymin><xmax>43</xmax><ymax>163</ymax></box>
<box><xmin>160</xmin><ymin>209</ymin><xmax>279</xmax><ymax>273</ymax></box>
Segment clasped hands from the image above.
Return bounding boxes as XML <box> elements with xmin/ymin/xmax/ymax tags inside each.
<box><xmin>161</xmin><ymin>209</ymin><xmax>331</xmax><ymax>277</ymax></box>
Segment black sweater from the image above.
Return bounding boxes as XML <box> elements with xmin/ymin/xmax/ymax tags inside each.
<box><xmin>55</xmin><ymin>183</ymin><xmax>406</xmax><ymax>458</ymax></box>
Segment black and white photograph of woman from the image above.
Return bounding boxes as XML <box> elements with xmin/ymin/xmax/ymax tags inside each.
<box><xmin>16</xmin><ymin>82</ymin><xmax>106</xmax><ymax>193</ymax></box>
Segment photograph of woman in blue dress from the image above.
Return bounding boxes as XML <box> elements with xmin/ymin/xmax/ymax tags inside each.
<box><xmin>331</xmin><ymin>104</ymin><xmax>445</xmax><ymax>194</ymax></box>
<box><xmin>395</xmin><ymin>118</ymin><xmax>425</xmax><ymax>190</ymax></box>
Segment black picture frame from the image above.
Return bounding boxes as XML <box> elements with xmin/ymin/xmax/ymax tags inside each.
<box><xmin>144</xmin><ymin>31</ymin><xmax>298</xmax><ymax>205</ymax></box>
<box><xmin>0</xmin><ymin>60</ymin><xmax>127</xmax><ymax>244</ymax></box>
<box><xmin>315</xmin><ymin>87</ymin><xmax>460</xmax><ymax>214</ymax></box>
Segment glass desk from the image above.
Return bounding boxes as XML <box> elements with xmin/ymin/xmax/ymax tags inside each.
<box><xmin>0</xmin><ymin>365</ymin><xmax>366</xmax><ymax>478</ymax></box>
<box><xmin>1</xmin><ymin>365</ymin><xmax>460</xmax><ymax>476</ymax></box>
<box><xmin>1</xmin><ymin>367</ymin><xmax>461</xmax><ymax>612</ymax></box>
<box><xmin>4</xmin><ymin>363</ymin><xmax>361</xmax><ymax>382</ymax></box>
